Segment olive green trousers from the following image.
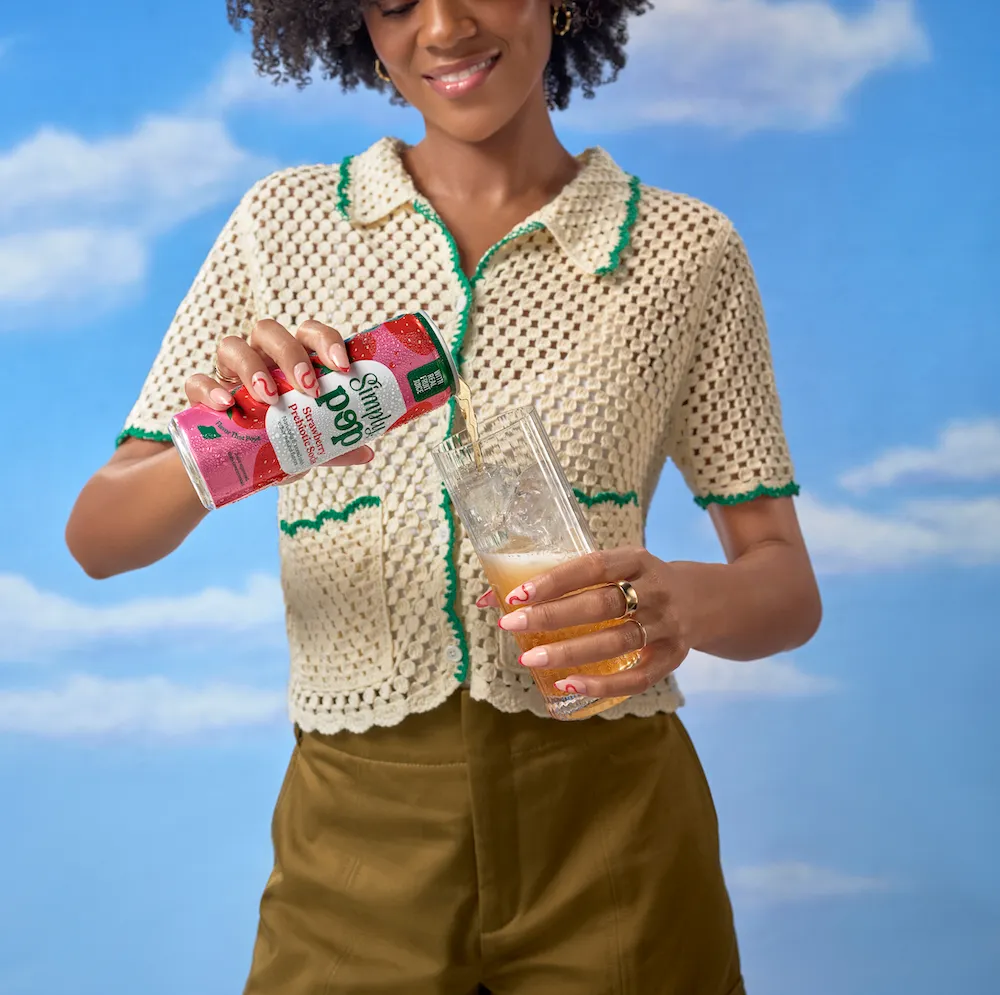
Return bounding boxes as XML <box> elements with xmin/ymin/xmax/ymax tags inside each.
<box><xmin>243</xmin><ymin>690</ymin><xmax>745</xmax><ymax>994</ymax></box>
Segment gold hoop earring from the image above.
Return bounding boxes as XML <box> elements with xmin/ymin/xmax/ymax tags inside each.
<box><xmin>552</xmin><ymin>3</ymin><xmax>572</xmax><ymax>36</ymax></box>
<box><xmin>374</xmin><ymin>57</ymin><xmax>391</xmax><ymax>83</ymax></box>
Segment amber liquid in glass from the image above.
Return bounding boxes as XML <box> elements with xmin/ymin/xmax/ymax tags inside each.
<box><xmin>481</xmin><ymin>548</ymin><xmax>639</xmax><ymax>720</ymax></box>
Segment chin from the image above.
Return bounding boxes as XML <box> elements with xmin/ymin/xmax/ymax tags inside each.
<box><xmin>433</xmin><ymin>116</ymin><xmax>515</xmax><ymax>144</ymax></box>
<box><xmin>419</xmin><ymin>94</ymin><xmax>541</xmax><ymax>145</ymax></box>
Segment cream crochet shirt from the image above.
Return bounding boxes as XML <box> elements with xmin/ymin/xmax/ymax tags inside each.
<box><xmin>121</xmin><ymin>137</ymin><xmax>798</xmax><ymax>734</ymax></box>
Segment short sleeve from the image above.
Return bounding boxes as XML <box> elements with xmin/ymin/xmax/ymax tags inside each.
<box><xmin>666</xmin><ymin>225</ymin><xmax>799</xmax><ymax>508</ymax></box>
<box><xmin>116</xmin><ymin>200</ymin><xmax>257</xmax><ymax>446</ymax></box>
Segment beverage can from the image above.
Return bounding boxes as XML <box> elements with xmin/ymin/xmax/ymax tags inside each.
<box><xmin>169</xmin><ymin>311</ymin><xmax>458</xmax><ymax>509</ymax></box>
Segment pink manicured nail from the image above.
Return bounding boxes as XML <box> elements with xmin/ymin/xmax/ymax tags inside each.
<box><xmin>294</xmin><ymin>362</ymin><xmax>320</xmax><ymax>397</ymax></box>
<box><xmin>252</xmin><ymin>372</ymin><xmax>279</xmax><ymax>405</ymax></box>
<box><xmin>499</xmin><ymin>612</ymin><xmax>529</xmax><ymax>632</ymax></box>
<box><xmin>519</xmin><ymin>647</ymin><xmax>548</xmax><ymax>667</ymax></box>
<box><xmin>554</xmin><ymin>679</ymin><xmax>585</xmax><ymax>694</ymax></box>
<box><xmin>330</xmin><ymin>343</ymin><xmax>350</xmax><ymax>372</ymax></box>
<box><xmin>506</xmin><ymin>583</ymin><xmax>536</xmax><ymax>607</ymax></box>
<box><xmin>210</xmin><ymin>388</ymin><xmax>234</xmax><ymax>407</ymax></box>
<box><xmin>476</xmin><ymin>591</ymin><xmax>493</xmax><ymax>608</ymax></box>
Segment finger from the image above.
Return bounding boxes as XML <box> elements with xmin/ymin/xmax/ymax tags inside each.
<box><xmin>476</xmin><ymin>589</ymin><xmax>500</xmax><ymax>609</ymax></box>
<box><xmin>250</xmin><ymin>319</ymin><xmax>320</xmax><ymax>398</ymax></box>
<box><xmin>503</xmin><ymin>547</ymin><xmax>646</xmax><ymax>606</ymax></box>
<box><xmin>499</xmin><ymin>584</ymin><xmax>627</xmax><ymax>634</ymax></box>
<box><xmin>552</xmin><ymin>645</ymin><xmax>685</xmax><ymax>699</ymax></box>
<box><xmin>185</xmin><ymin>373</ymin><xmax>235</xmax><ymax>410</ymax></box>
<box><xmin>296</xmin><ymin>320</ymin><xmax>350</xmax><ymax>373</ymax></box>
<box><xmin>517</xmin><ymin>617</ymin><xmax>651</xmax><ymax>671</ymax></box>
<box><xmin>276</xmin><ymin>470</ymin><xmax>310</xmax><ymax>487</ymax></box>
<box><xmin>276</xmin><ymin>447</ymin><xmax>376</xmax><ymax>487</ymax></box>
<box><xmin>216</xmin><ymin>335</ymin><xmax>282</xmax><ymax>406</ymax></box>
<box><xmin>320</xmin><ymin>446</ymin><xmax>375</xmax><ymax>467</ymax></box>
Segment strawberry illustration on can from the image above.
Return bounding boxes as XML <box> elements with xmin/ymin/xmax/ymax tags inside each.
<box><xmin>169</xmin><ymin>311</ymin><xmax>459</xmax><ymax>509</ymax></box>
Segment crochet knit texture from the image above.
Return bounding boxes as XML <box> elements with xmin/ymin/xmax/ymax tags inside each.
<box><xmin>121</xmin><ymin>138</ymin><xmax>798</xmax><ymax>734</ymax></box>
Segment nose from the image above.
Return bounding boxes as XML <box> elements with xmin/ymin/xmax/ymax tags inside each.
<box><xmin>417</xmin><ymin>0</ymin><xmax>478</xmax><ymax>51</ymax></box>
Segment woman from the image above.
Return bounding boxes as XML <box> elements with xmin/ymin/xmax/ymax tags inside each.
<box><xmin>67</xmin><ymin>0</ymin><xmax>821</xmax><ymax>991</ymax></box>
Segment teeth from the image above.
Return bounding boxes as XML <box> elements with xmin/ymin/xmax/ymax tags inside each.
<box><xmin>437</xmin><ymin>58</ymin><xmax>493</xmax><ymax>84</ymax></box>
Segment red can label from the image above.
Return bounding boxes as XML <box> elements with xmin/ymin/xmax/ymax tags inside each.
<box><xmin>169</xmin><ymin>311</ymin><xmax>457</xmax><ymax>509</ymax></box>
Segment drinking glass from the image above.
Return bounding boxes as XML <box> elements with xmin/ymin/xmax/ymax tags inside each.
<box><xmin>433</xmin><ymin>405</ymin><xmax>639</xmax><ymax>720</ymax></box>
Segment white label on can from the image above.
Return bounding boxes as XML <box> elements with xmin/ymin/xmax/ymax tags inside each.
<box><xmin>266</xmin><ymin>361</ymin><xmax>406</xmax><ymax>475</ymax></box>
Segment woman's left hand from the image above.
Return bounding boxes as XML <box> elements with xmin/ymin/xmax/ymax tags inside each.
<box><xmin>477</xmin><ymin>546</ymin><xmax>690</xmax><ymax>699</ymax></box>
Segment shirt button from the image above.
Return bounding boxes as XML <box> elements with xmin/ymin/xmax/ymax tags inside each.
<box><xmin>435</xmin><ymin>525</ymin><xmax>451</xmax><ymax>543</ymax></box>
<box><xmin>445</xmin><ymin>646</ymin><xmax>462</xmax><ymax>663</ymax></box>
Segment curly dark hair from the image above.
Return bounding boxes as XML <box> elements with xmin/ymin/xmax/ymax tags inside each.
<box><xmin>226</xmin><ymin>0</ymin><xmax>651</xmax><ymax>111</ymax></box>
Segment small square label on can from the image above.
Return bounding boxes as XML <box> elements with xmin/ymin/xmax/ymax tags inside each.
<box><xmin>408</xmin><ymin>358</ymin><xmax>450</xmax><ymax>402</ymax></box>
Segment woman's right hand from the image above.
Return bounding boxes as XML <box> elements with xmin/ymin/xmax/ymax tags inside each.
<box><xmin>183</xmin><ymin>318</ymin><xmax>376</xmax><ymax>472</ymax></box>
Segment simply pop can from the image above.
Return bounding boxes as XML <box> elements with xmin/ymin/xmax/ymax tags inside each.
<box><xmin>169</xmin><ymin>311</ymin><xmax>459</xmax><ymax>509</ymax></box>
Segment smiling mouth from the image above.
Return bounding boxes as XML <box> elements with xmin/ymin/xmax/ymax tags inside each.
<box><xmin>424</xmin><ymin>54</ymin><xmax>500</xmax><ymax>97</ymax></box>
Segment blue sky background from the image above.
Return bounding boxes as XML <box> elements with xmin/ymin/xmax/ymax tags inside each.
<box><xmin>1</xmin><ymin>1</ymin><xmax>998</xmax><ymax>992</ymax></box>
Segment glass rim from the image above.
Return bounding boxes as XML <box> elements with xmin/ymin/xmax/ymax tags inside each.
<box><xmin>431</xmin><ymin>404</ymin><xmax>539</xmax><ymax>458</ymax></box>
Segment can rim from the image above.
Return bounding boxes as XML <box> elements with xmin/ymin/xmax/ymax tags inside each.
<box><xmin>168</xmin><ymin>415</ymin><xmax>217</xmax><ymax>511</ymax></box>
<box><xmin>411</xmin><ymin>310</ymin><xmax>461</xmax><ymax>392</ymax></box>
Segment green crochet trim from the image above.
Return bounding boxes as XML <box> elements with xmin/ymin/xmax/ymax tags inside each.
<box><xmin>413</xmin><ymin>201</ymin><xmax>549</xmax><ymax>682</ymax></box>
<box><xmin>279</xmin><ymin>495</ymin><xmax>381</xmax><ymax>538</ymax></box>
<box><xmin>412</xmin><ymin>200</ymin><xmax>473</xmax><ymax>390</ymax></box>
<box><xmin>694</xmin><ymin>481</ymin><xmax>801</xmax><ymax>510</ymax></box>
<box><xmin>115</xmin><ymin>426</ymin><xmax>171</xmax><ymax>448</ymax></box>
<box><xmin>336</xmin><ymin>155</ymin><xmax>355</xmax><ymax>221</ymax></box>
<box><xmin>471</xmin><ymin>220</ymin><xmax>545</xmax><ymax>286</ymax></box>
<box><xmin>413</xmin><ymin>199</ymin><xmax>475</xmax><ymax>681</ymax></box>
<box><xmin>573</xmin><ymin>488</ymin><xmax>639</xmax><ymax>508</ymax></box>
<box><xmin>594</xmin><ymin>174</ymin><xmax>641</xmax><ymax>277</ymax></box>
<box><xmin>440</xmin><ymin>492</ymin><xmax>471</xmax><ymax>682</ymax></box>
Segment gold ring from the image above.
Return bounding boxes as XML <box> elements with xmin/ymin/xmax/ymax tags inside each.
<box><xmin>613</xmin><ymin>579</ymin><xmax>639</xmax><ymax>619</ymax></box>
<box><xmin>214</xmin><ymin>362</ymin><xmax>241</xmax><ymax>385</ymax></box>
<box><xmin>630</xmin><ymin>617</ymin><xmax>649</xmax><ymax>650</ymax></box>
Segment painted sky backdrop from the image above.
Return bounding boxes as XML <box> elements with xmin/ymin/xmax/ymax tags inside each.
<box><xmin>1</xmin><ymin>1</ymin><xmax>997</xmax><ymax>993</ymax></box>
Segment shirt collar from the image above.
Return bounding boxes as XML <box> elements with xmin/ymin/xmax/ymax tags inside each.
<box><xmin>339</xmin><ymin>136</ymin><xmax>641</xmax><ymax>277</ymax></box>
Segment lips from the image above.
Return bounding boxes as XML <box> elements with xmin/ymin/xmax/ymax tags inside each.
<box><xmin>424</xmin><ymin>53</ymin><xmax>500</xmax><ymax>98</ymax></box>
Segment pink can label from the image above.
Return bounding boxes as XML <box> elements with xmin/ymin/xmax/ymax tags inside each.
<box><xmin>170</xmin><ymin>312</ymin><xmax>456</xmax><ymax>508</ymax></box>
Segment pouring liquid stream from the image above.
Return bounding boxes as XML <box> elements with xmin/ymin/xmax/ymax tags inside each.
<box><xmin>454</xmin><ymin>376</ymin><xmax>484</xmax><ymax>471</ymax></box>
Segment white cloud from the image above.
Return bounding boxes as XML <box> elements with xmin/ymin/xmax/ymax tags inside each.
<box><xmin>0</xmin><ymin>573</ymin><xmax>284</xmax><ymax>664</ymax></box>
<box><xmin>731</xmin><ymin>861</ymin><xmax>893</xmax><ymax>903</ymax></box>
<box><xmin>0</xmin><ymin>116</ymin><xmax>267</xmax><ymax>231</ymax></box>
<box><xmin>0</xmin><ymin>115</ymin><xmax>271</xmax><ymax>312</ymax></box>
<box><xmin>839</xmin><ymin>419</ymin><xmax>1000</xmax><ymax>492</ymax></box>
<box><xmin>0</xmin><ymin>228</ymin><xmax>146</xmax><ymax>306</ymax></box>
<box><xmin>680</xmin><ymin>650</ymin><xmax>836</xmax><ymax>696</ymax></box>
<box><xmin>798</xmin><ymin>493</ymin><xmax>1000</xmax><ymax>571</ymax></box>
<box><xmin>0</xmin><ymin>675</ymin><xmax>284</xmax><ymax>738</ymax></box>
<box><xmin>565</xmin><ymin>0</ymin><xmax>930</xmax><ymax>132</ymax></box>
